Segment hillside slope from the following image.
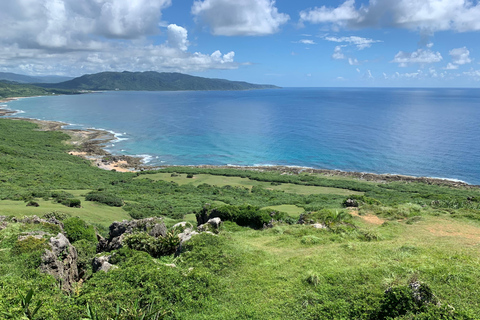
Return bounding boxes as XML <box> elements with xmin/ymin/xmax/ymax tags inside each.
<box><xmin>38</xmin><ymin>71</ymin><xmax>279</xmax><ymax>91</ymax></box>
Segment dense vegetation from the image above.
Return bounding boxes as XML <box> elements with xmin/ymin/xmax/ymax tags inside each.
<box><xmin>0</xmin><ymin>81</ymin><xmax>76</xmax><ymax>99</ymax></box>
<box><xmin>1</xmin><ymin>118</ymin><xmax>480</xmax><ymax>319</ymax></box>
<box><xmin>37</xmin><ymin>71</ymin><xmax>279</xmax><ymax>91</ymax></box>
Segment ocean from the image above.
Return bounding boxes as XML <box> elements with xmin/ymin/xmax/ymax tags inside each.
<box><xmin>3</xmin><ymin>88</ymin><xmax>480</xmax><ymax>185</ymax></box>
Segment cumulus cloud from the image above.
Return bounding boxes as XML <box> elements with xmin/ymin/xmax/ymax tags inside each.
<box><xmin>191</xmin><ymin>0</ymin><xmax>289</xmax><ymax>36</ymax></box>
<box><xmin>0</xmin><ymin>1</ymin><xmax>241</xmax><ymax>75</ymax></box>
<box><xmin>391</xmin><ymin>49</ymin><xmax>443</xmax><ymax>67</ymax></box>
<box><xmin>324</xmin><ymin>35</ymin><xmax>381</xmax><ymax>49</ymax></box>
<box><xmin>299</xmin><ymin>0</ymin><xmax>480</xmax><ymax>33</ymax></box>
<box><xmin>167</xmin><ymin>24</ymin><xmax>189</xmax><ymax>51</ymax></box>
<box><xmin>0</xmin><ymin>0</ymin><xmax>172</xmax><ymax>48</ymax></box>
<box><xmin>449</xmin><ymin>47</ymin><xmax>472</xmax><ymax>65</ymax></box>
<box><xmin>445</xmin><ymin>62</ymin><xmax>459</xmax><ymax>70</ymax></box>
<box><xmin>332</xmin><ymin>46</ymin><xmax>346</xmax><ymax>60</ymax></box>
<box><xmin>0</xmin><ymin>42</ymin><xmax>238</xmax><ymax>76</ymax></box>
<box><xmin>299</xmin><ymin>0</ymin><xmax>360</xmax><ymax>26</ymax></box>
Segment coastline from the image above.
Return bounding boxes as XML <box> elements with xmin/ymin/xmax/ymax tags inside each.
<box><xmin>1</xmin><ymin>96</ymin><xmax>478</xmax><ymax>188</ymax></box>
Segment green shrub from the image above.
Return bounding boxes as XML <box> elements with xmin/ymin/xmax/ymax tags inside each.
<box><xmin>63</xmin><ymin>217</ymin><xmax>97</xmax><ymax>243</ymax></box>
<box><xmin>124</xmin><ymin>230</ymin><xmax>180</xmax><ymax>257</ymax></box>
<box><xmin>60</xmin><ymin>198</ymin><xmax>81</xmax><ymax>208</ymax></box>
<box><xmin>343</xmin><ymin>195</ymin><xmax>381</xmax><ymax>207</ymax></box>
<box><xmin>74</xmin><ymin>239</ymin><xmax>97</xmax><ymax>277</ymax></box>
<box><xmin>300</xmin><ymin>235</ymin><xmax>322</xmax><ymax>245</ymax></box>
<box><xmin>85</xmin><ymin>192</ymin><xmax>123</xmax><ymax>207</ymax></box>
<box><xmin>11</xmin><ymin>237</ymin><xmax>48</xmax><ymax>255</ymax></box>
<box><xmin>375</xmin><ymin>281</ymin><xmax>438</xmax><ymax>319</ymax></box>
<box><xmin>197</xmin><ymin>204</ymin><xmax>292</xmax><ymax>229</ymax></box>
<box><xmin>26</xmin><ymin>200</ymin><xmax>39</xmax><ymax>207</ymax></box>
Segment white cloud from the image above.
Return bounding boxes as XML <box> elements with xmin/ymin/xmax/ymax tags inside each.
<box><xmin>348</xmin><ymin>58</ymin><xmax>360</xmax><ymax>65</ymax></box>
<box><xmin>0</xmin><ymin>43</ymin><xmax>239</xmax><ymax>76</ymax></box>
<box><xmin>324</xmin><ymin>35</ymin><xmax>381</xmax><ymax>50</ymax></box>
<box><xmin>463</xmin><ymin>69</ymin><xmax>480</xmax><ymax>80</ymax></box>
<box><xmin>191</xmin><ymin>0</ymin><xmax>289</xmax><ymax>36</ymax></box>
<box><xmin>297</xmin><ymin>39</ymin><xmax>316</xmax><ymax>45</ymax></box>
<box><xmin>167</xmin><ymin>24</ymin><xmax>189</xmax><ymax>51</ymax></box>
<box><xmin>299</xmin><ymin>0</ymin><xmax>361</xmax><ymax>27</ymax></box>
<box><xmin>0</xmin><ymin>1</ymin><xmax>242</xmax><ymax>75</ymax></box>
<box><xmin>445</xmin><ymin>63</ymin><xmax>459</xmax><ymax>70</ymax></box>
<box><xmin>392</xmin><ymin>49</ymin><xmax>443</xmax><ymax>67</ymax></box>
<box><xmin>332</xmin><ymin>46</ymin><xmax>346</xmax><ymax>60</ymax></box>
<box><xmin>300</xmin><ymin>0</ymin><xmax>480</xmax><ymax>33</ymax></box>
<box><xmin>449</xmin><ymin>47</ymin><xmax>472</xmax><ymax>65</ymax></box>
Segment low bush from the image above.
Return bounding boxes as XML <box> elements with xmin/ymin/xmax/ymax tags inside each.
<box><xmin>85</xmin><ymin>192</ymin><xmax>123</xmax><ymax>207</ymax></box>
<box><xmin>74</xmin><ymin>239</ymin><xmax>97</xmax><ymax>278</ymax></box>
<box><xmin>63</xmin><ymin>217</ymin><xmax>97</xmax><ymax>243</ymax></box>
<box><xmin>60</xmin><ymin>198</ymin><xmax>81</xmax><ymax>208</ymax></box>
<box><xmin>26</xmin><ymin>200</ymin><xmax>39</xmax><ymax>207</ymax></box>
<box><xmin>124</xmin><ymin>230</ymin><xmax>180</xmax><ymax>258</ymax></box>
<box><xmin>196</xmin><ymin>204</ymin><xmax>293</xmax><ymax>229</ymax></box>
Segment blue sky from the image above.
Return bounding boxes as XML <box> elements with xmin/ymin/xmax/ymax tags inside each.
<box><xmin>1</xmin><ymin>0</ymin><xmax>480</xmax><ymax>87</ymax></box>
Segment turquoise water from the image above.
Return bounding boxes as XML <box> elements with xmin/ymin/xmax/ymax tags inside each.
<box><xmin>3</xmin><ymin>88</ymin><xmax>480</xmax><ymax>184</ymax></box>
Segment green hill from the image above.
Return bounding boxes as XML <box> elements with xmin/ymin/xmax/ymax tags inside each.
<box><xmin>0</xmin><ymin>80</ymin><xmax>76</xmax><ymax>99</ymax></box>
<box><xmin>38</xmin><ymin>71</ymin><xmax>279</xmax><ymax>91</ymax></box>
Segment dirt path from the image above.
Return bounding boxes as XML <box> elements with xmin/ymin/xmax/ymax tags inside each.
<box><xmin>348</xmin><ymin>208</ymin><xmax>385</xmax><ymax>225</ymax></box>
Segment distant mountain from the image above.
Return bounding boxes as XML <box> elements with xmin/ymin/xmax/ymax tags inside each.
<box><xmin>0</xmin><ymin>72</ymin><xmax>73</xmax><ymax>84</ymax></box>
<box><xmin>38</xmin><ymin>71</ymin><xmax>279</xmax><ymax>91</ymax></box>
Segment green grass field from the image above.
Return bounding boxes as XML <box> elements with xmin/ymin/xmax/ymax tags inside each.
<box><xmin>136</xmin><ymin>172</ymin><xmax>363</xmax><ymax>196</ymax></box>
<box><xmin>0</xmin><ymin>196</ymin><xmax>130</xmax><ymax>227</ymax></box>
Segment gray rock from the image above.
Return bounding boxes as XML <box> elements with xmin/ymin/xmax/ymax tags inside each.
<box><xmin>172</xmin><ymin>221</ymin><xmax>193</xmax><ymax>229</ymax></box>
<box><xmin>17</xmin><ymin>231</ymin><xmax>49</xmax><ymax>241</ymax></box>
<box><xmin>207</xmin><ymin>217</ymin><xmax>222</xmax><ymax>229</ymax></box>
<box><xmin>178</xmin><ymin>228</ymin><xmax>199</xmax><ymax>244</ymax></box>
<box><xmin>312</xmin><ymin>223</ymin><xmax>327</xmax><ymax>229</ymax></box>
<box><xmin>175</xmin><ymin>228</ymin><xmax>200</xmax><ymax>257</ymax></box>
<box><xmin>40</xmin><ymin>233</ymin><xmax>78</xmax><ymax>292</ymax></box>
<box><xmin>18</xmin><ymin>215</ymin><xmax>64</xmax><ymax>231</ymax></box>
<box><xmin>149</xmin><ymin>222</ymin><xmax>167</xmax><ymax>238</ymax></box>
<box><xmin>93</xmin><ymin>255</ymin><xmax>117</xmax><ymax>273</ymax></box>
<box><xmin>198</xmin><ymin>217</ymin><xmax>222</xmax><ymax>232</ymax></box>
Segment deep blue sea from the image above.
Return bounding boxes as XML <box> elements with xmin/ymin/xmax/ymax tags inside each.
<box><xmin>3</xmin><ymin>88</ymin><xmax>480</xmax><ymax>184</ymax></box>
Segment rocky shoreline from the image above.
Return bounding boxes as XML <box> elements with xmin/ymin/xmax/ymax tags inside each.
<box><xmin>1</xmin><ymin>97</ymin><xmax>477</xmax><ymax>188</ymax></box>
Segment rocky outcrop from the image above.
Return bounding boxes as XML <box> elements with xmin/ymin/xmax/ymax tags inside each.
<box><xmin>92</xmin><ymin>255</ymin><xmax>117</xmax><ymax>273</ymax></box>
<box><xmin>97</xmin><ymin>217</ymin><xmax>167</xmax><ymax>253</ymax></box>
<box><xmin>197</xmin><ymin>217</ymin><xmax>222</xmax><ymax>232</ymax></box>
<box><xmin>40</xmin><ymin>233</ymin><xmax>78</xmax><ymax>292</ymax></box>
<box><xmin>12</xmin><ymin>215</ymin><xmax>64</xmax><ymax>231</ymax></box>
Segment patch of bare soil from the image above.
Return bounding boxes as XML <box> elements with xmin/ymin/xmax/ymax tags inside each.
<box><xmin>426</xmin><ymin>220</ymin><xmax>480</xmax><ymax>242</ymax></box>
<box><xmin>348</xmin><ymin>208</ymin><xmax>385</xmax><ymax>225</ymax></box>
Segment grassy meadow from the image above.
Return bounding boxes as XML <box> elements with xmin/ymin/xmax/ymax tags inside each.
<box><xmin>1</xmin><ymin>118</ymin><xmax>480</xmax><ymax>319</ymax></box>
